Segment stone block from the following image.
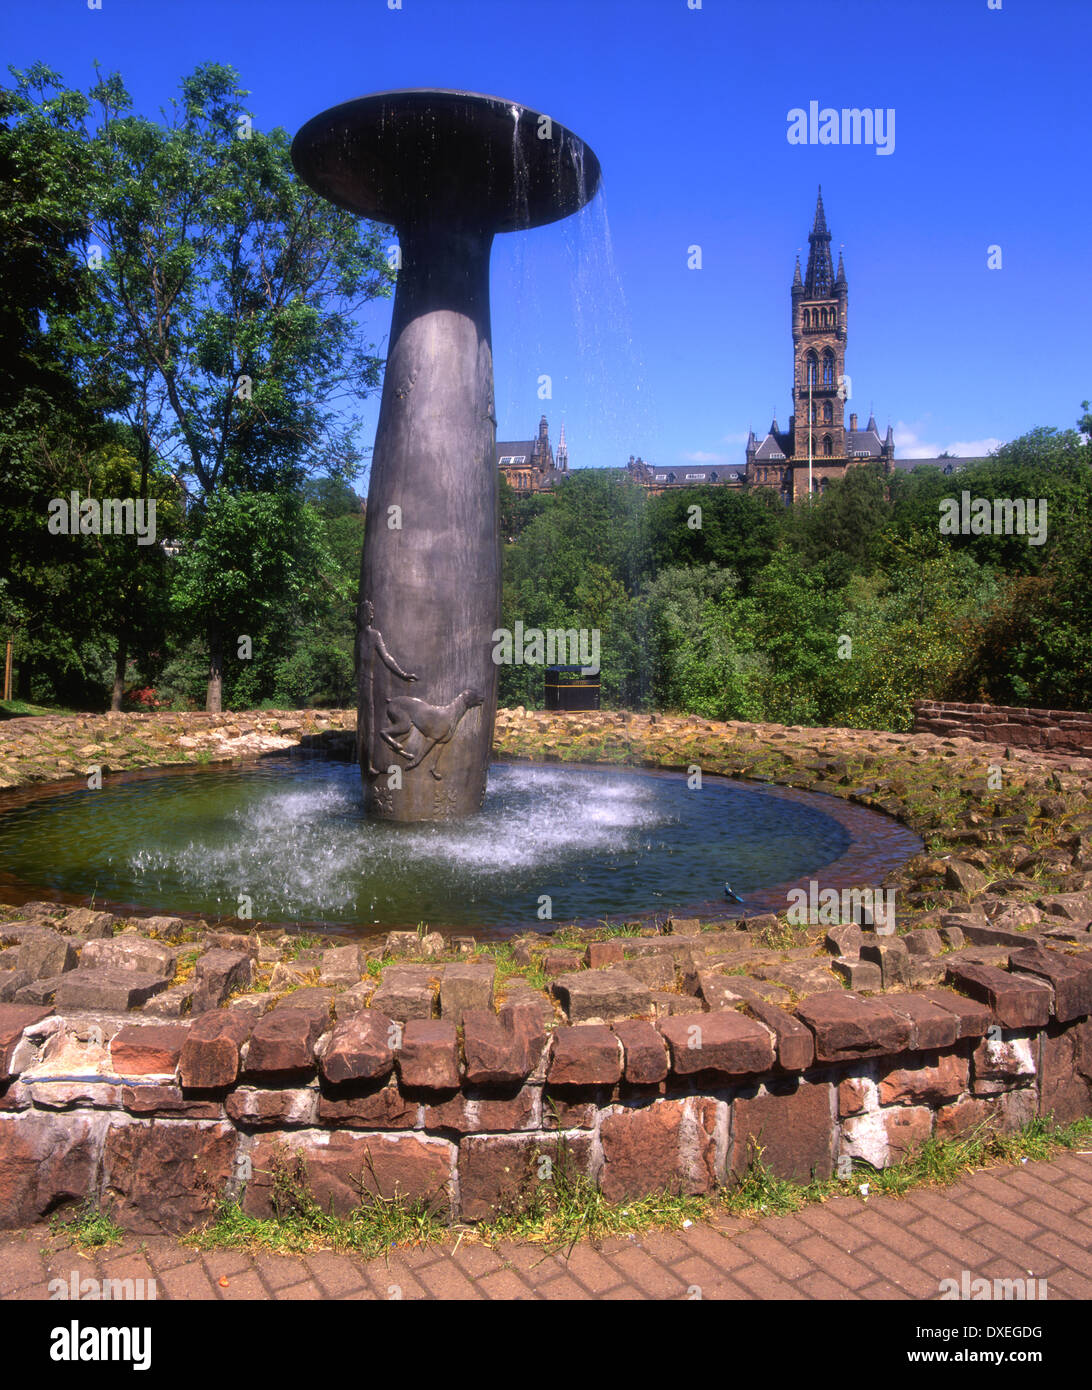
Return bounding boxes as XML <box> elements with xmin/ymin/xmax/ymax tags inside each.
<box><xmin>244</xmin><ymin>1004</ymin><xmax>325</xmax><ymax>1079</ymax></box>
<box><xmin>54</xmin><ymin>968</ymin><xmax>168</xmax><ymax>1012</ymax></box>
<box><xmin>600</xmin><ymin>1097</ymin><xmax>721</xmax><ymax>1201</ymax></box>
<box><xmin>1037</xmin><ymin>891</ymin><xmax>1092</xmax><ymax>921</ymax></box>
<box><xmin>971</xmin><ymin>1033</ymin><xmax>1036</xmax><ymax>1095</ymax></box>
<box><xmin>397</xmin><ymin>1020</ymin><xmax>460</xmax><ymax>1090</ymax></box>
<box><xmin>320</xmin><ymin>1010</ymin><xmax>396</xmax><ymax>1085</ymax></box>
<box><xmin>141</xmin><ymin>985</ymin><xmax>194</xmax><ymax>1018</ymax></box>
<box><xmin>731</xmin><ymin>1079</ymin><xmax>834</xmax><ymax>1182</ymax></box>
<box><xmin>12</xmin><ymin>975</ymin><xmax>68</xmax><ymax>1006</ymax></box>
<box><xmin>659</xmin><ymin>1010</ymin><xmax>774</xmax><ymax>1077</ymax></box>
<box><xmin>936</xmin><ymin>1095</ymin><xmax>997</xmax><ymax>1142</ymax></box>
<box><xmin>371</xmin><ymin>966</ymin><xmax>437</xmax><ymax>1021</ymax></box>
<box><xmin>423</xmin><ymin>1085</ymin><xmax>539</xmax><ymax>1135</ymax></box>
<box><xmin>945</xmin><ymin>960</ymin><xmax>1052</xmax><ymax>1028</ymax></box>
<box><xmin>838</xmin><ymin>1074</ymin><xmax>877</xmax><ymax>1117</ymax></box>
<box><xmin>1009</xmin><ymin>944</ymin><xmax>1092</xmax><ymax>1022</ymax></box>
<box><xmin>877</xmin><ymin>1052</ymin><xmax>968</xmax><ymax>1106</ymax></box>
<box><xmin>101</xmin><ymin>1120</ymin><xmax>236</xmax><ymax>1234</ymax></box>
<box><xmin>882</xmin><ymin>995</ymin><xmax>960</xmax><ymax>1050</ymax></box>
<box><xmin>919</xmin><ymin>988</ymin><xmax>993</xmax><ymax>1040</ymax></box>
<box><xmin>612</xmin><ymin>1019</ymin><xmax>669</xmax><ymax>1084</ymax></box>
<box><xmin>59</xmin><ymin>908</ymin><xmax>116</xmax><ymax>938</ymax></box>
<box><xmin>547</xmin><ymin>1025</ymin><xmax>622</xmax><ymax>1086</ymax></box>
<box><xmin>0</xmin><ymin>1111</ymin><xmax>110</xmax><ymax>1227</ymax></box>
<box><xmin>121</xmin><ymin>1085</ymin><xmax>223</xmax><ymax>1120</ymax></box>
<box><xmin>190</xmin><ymin>948</ymin><xmax>253</xmax><ymax>1013</ymax></box>
<box><xmin>318</xmin><ymin>944</ymin><xmax>365</xmax><ymax>988</ymax></box>
<box><xmin>16</xmin><ymin>928</ymin><xmax>78</xmax><ymax>981</ymax></box>
<box><xmin>317</xmin><ymin>1080</ymin><xmax>419</xmax><ymax>1130</ymax></box>
<box><xmin>742</xmin><ymin>1000</ymin><xmax>815</xmax><ymax>1071</ymax></box>
<box><xmin>542</xmin><ymin>949</ymin><xmax>584</xmax><ymax>977</ymax></box>
<box><xmin>831</xmin><ymin>957</ymin><xmax>882</xmax><ymax>991</ymax></box>
<box><xmin>860</xmin><ymin>936</ymin><xmax>911</xmax><ymax>987</ymax></box>
<box><xmin>439</xmin><ymin>963</ymin><xmax>495</xmax><ymax>1024</ymax></box>
<box><xmin>549</xmin><ymin>969</ymin><xmax>652</xmax><ymax>1024</ymax></box>
<box><xmin>1038</xmin><ymin>1019</ymin><xmax>1092</xmax><ymax>1124</ymax></box>
<box><xmin>794</xmin><ymin>991</ymin><xmax>911</xmax><ymax>1063</ymax></box>
<box><xmin>824</xmin><ymin>923</ymin><xmax>863</xmax><ymax>958</ymax></box>
<box><xmin>109</xmin><ymin>1024</ymin><xmax>188</xmax><ymax>1077</ymax></box>
<box><xmin>585</xmin><ymin>940</ymin><xmax>625</xmax><ymax>969</ymax></box>
<box><xmin>902</xmin><ymin>928</ymin><xmax>944</xmax><ymax>957</ymax></box>
<box><xmin>179</xmin><ymin>1011</ymin><xmax>253</xmax><ymax>1090</ymax></box>
<box><xmin>80</xmin><ymin>933</ymin><xmax>175</xmax><ymax>980</ymax></box>
<box><xmin>225</xmin><ymin>1087</ymin><xmax>317</xmax><ymax>1128</ymax></box>
<box><xmin>457</xmin><ymin>1131</ymin><xmax>596</xmax><ymax>1222</ymax></box>
<box><xmin>244</xmin><ymin>1131</ymin><xmax>455</xmax><ymax>1219</ymax></box>
<box><xmin>619</xmin><ymin>952</ymin><xmax>675</xmax><ymax>990</ymax></box>
<box><xmin>945</xmin><ymin>860</ymin><xmax>988</xmax><ymax>895</ymax></box>
<box><xmin>462</xmin><ymin>1010</ymin><xmax>527</xmax><ymax>1087</ymax></box>
<box><xmin>0</xmin><ymin>1005</ymin><xmax>53</xmax><ymax>1080</ymax></box>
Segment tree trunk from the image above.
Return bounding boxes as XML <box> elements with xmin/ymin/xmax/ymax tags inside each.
<box><xmin>206</xmin><ymin>625</ymin><xmax>223</xmax><ymax>713</ymax></box>
<box><xmin>110</xmin><ymin>635</ymin><xmax>128</xmax><ymax>712</ymax></box>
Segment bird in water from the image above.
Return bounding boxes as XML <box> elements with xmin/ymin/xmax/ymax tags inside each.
<box><xmin>723</xmin><ymin>880</ymin><xmax>744</xmax><ymax>904</ymax></box>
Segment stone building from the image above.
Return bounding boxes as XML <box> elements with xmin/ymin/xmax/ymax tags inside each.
<box><xmin>497</xmin><ymin>415</ymin><xmax>570</xmax><ymax>492</ymax></box>
<box><xmin>745</xmin><ymin>186</ymin><xmax>894</xmax><ymax>501</ymax></box>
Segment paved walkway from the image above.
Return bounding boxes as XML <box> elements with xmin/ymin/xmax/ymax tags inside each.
<box><xmin>3</xmin><ymin>1152</ymin><xmax>1090</xmax><ymax>1301</ymax></box>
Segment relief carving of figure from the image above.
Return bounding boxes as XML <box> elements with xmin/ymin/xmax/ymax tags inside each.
<box><xmin>359</xmin><ymin>598</ymin><xmax>417</xmax><ymax>775</ymax></box>
<box><xmin>380</xmin><ymin>688</ymin><xmax>483</xmax><ymax>781</ymax></box>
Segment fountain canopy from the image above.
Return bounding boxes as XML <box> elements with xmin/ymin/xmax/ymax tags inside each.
<box><xmin>290</xmin><ymin>88</ymin><xmax>601</xmax><ymax>231</ymax></box>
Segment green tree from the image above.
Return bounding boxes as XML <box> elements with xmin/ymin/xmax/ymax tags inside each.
<box><xmin>646</xmin><ymin>486</ymin><xmax>783</xmax><ymax>591</ymax></box>
<box><xmin>66</xmin><ymin>61</ymin><xmax>393</xmax><ymax>708</ymax></box>
<box><xmin>169</xmin><ymin>492</ymin><xmax>333</xmax><ymax>709</ymax></box>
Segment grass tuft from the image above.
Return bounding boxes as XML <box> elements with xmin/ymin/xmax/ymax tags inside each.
<box><xmin>49</xmin><ymin>1200</ymin><xmax>126</xmax><ymax>1254</ymax></box>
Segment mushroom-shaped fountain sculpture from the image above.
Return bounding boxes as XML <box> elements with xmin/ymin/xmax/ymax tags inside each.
<box><xmin>292</xmin><ymin>90</ymin><xmax>601</xmax><ymax>821</ymax></box>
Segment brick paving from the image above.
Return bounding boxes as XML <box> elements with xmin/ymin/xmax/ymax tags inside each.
<box><xmin>2</xmin><ymin>1152</ymin><xmax>1088</xmax><ymax>1301</ymax></box>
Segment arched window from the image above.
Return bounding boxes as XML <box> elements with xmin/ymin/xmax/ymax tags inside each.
<box><xmin>809</xmin><ymin>401</ymin><xmax>817</xmax><ymax>424</ymax></box>
<box><xmin>806</xmin><ymin>351</ymin><xmax>818</xmax><ymax>386</ymax></box>
<box><xmin>823</xmin><ymin>400</ymin><xmax>833</xmax><ymax>424</ymax></box>
<box><xmin>803</xmin><ymin>309</ymin><xmax>810</xmax><ymax>328</ymax></box>
<box><xmin>822</xmin><ymin>351</ymin><xmax>835</xmax><ymax>387</ymax></box>
<box><xmin>822</xmin><ymin>435</ymin><xmax>833</xmax><ymax>457</ymax></box>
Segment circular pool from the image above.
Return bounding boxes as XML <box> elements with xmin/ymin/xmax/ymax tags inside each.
<box><xmin>0</xmin><ymin>758</ymin><xmax>920</xmax><ymax>936</ymax></box>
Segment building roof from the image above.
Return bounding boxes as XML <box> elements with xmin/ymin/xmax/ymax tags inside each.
<box><xmin>845</xmin><ymin>427</ymin><xmax>885</xmax><ymax>459</ymax></box>
<box><xmin>496</xmin><ymin>440</ymin><xmax>536</xmax><ymax>463</ymax></box>
<box><xmin>753</xmin><ymin>431</ymin><xmax>792</xmax><ymax>460</ymax></box>
<box><xmin>646</xmin><ymin>466</ymin><xmax>743</xmax><ymax>486</ymax></box>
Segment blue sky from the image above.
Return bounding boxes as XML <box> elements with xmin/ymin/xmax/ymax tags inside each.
<box><xmin>5</xmin><ymin>0</ymin><xmax>1090</xmax><ymax>477</ymax></box>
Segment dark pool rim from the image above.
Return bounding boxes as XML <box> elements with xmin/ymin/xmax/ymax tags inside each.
<box><xmin>0</xmin><ymin>754</ymin><xmax>921</xmax><ymax>942</ymax></box>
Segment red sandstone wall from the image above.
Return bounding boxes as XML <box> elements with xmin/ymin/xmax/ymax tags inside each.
<box><xmin>2</xmin><ymin>999</ymin><xmax>1090</xmax><ymax>1233</ymax></box>
<box><xmin>913</xmin><ymin>701</ymin><xmax>1092</xmax><ymax>757</ymax></box>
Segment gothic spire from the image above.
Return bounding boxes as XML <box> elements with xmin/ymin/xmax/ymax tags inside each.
<box><xmin>792</xmin><ymin>254</ymin><xmax>802</xmax><ymax>288</ymax></box>
<box><xmin>835</xmin><ymin>248</ymin><xmax>846</xmax><ymax>286</ymax></box>
<box><xmin>804</xmin><ymin>185</ymin><xmax>835</xmax><ymax>298</ymax></box>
